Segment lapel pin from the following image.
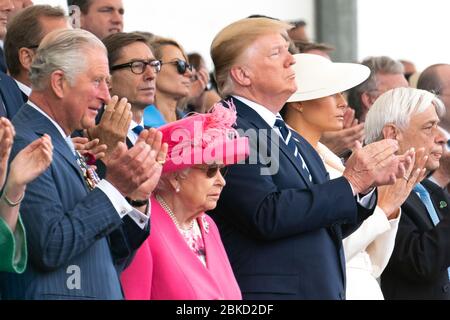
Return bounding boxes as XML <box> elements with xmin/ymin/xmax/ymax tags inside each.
<box><xmin>440</xmin><ymin>201</ymin><xmax>447</xmax><ymax>209</ymax></box>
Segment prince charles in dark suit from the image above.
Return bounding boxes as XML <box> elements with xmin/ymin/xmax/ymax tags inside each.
<box><xmin>0</xmin><ymin>29</ymin><xmax>165</xmax><ymax>299</ymax></box>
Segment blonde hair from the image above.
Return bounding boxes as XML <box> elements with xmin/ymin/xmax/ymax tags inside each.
<box><xmin>211</xmin><ymin>18</ymin><xmax>291</xmax><ymax>96</ymax></box>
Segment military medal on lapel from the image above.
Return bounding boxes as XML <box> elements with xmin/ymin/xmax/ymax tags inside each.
<box><xmin>75</xmin><ymin>151</ymin><xmax>100</xmax><ymax>191</ymax></box>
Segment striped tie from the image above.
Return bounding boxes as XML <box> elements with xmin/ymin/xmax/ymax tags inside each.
<box><xmin>274</xmin><ymin>116</ymin><xmax>312</xmax><ymax>182</ymax></box>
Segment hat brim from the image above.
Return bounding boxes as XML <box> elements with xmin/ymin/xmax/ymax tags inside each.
<box><xmin>287</xmin><ymin>54</ymin><xmax>371</xmax><ymax>102</ymax></box>
<box><xmin>162</xmin><ymin>136</ymin><xmax>249</xmax><ymax>173</ymax></box>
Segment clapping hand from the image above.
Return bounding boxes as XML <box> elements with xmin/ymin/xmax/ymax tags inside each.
<box><xmin>128</xmin><ymin>128</ymin><xmax>168</xmax><ymax>201</ymax></box>
<box><xmin>377</xmin><ymin>148</ymin><xmax>427</xmax><ymax>218</ymax></box>
<box><xmin>72</xmin><ymin>137</ymin><xmax>107</xmax><ymax>161</ymax></box>
<box><xmin>8</xmin><ymin>134</ymin><xmax>53</xmax><ymax>188</ymax></box>
<box><xmin>87</xmin><ymin>96</ymin><xmax>132</xmax><ymax>163</ymax></box>
<box><xmin>0</xmin><ymin>118</ymin><xmax>15</xmax><ymax>188</ymax></box>
<box><xmin>343</xmin><ymin>139</ymin><xmax>415</xmax><ymax>194</ymax></box>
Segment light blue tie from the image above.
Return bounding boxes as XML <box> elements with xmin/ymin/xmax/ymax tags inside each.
<box><xmin>65</xmin><ymin>136</ymin><xmax>77</xmax><ymax>157</ymax></box>
<box><xmin>274</xmin><ymin>116</ymin><xmax>312</xmax><ymax>182</ymax></box>
<box><xmin>414</xmin><ymin>183</ymin><xmax>450</xmax><ymax>281</ymax></box>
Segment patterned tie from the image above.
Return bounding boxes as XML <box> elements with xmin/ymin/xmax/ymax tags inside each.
<box><xmin>414</xmin><ymin>183</ymin><xmax>450</xmax><ymax>281</ymax></box>
<box><xmin>274</xmin><ymin>116</ymin><xmax>312</xmax><ymax>182</ymax></box>
<box><xmin>132</xmin><ymin>125</ymin><xmax>144</xmax><ymax>135</ymax></box>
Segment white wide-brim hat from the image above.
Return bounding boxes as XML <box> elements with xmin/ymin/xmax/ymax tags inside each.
<box><xmin>287</xmin><ymin>53</ymin><xmax>371</xmax><ymax>102</ymax></box>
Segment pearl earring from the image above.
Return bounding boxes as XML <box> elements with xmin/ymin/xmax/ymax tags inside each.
<box><xmin>175</xmin><ymin>185</ymin><xmax>180</xmax><ymax>193</ymax></box>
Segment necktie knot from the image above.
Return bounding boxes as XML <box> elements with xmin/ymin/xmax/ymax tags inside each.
<box><xmin>132</xmin><ymin>125</ymin><xmax>144</xmax><ymax>135</ymax></box>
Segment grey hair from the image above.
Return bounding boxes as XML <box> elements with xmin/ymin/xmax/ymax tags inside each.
<box><xmin>155</xmin><ymin>168</ymin><xmax>191</xmax><ymax>193</ymax></box>
<box><xmin>364</xmin><ymin>87</ymin><xmax>446</xmax><ymax>144</ymax></box>
<box><xmin>347</xmin><ymin>56</ymin><xmax>405</xmax><ymax>120</ymax></box>
<box><xmin>30</xmin><ymin>29</ymin><xmax>106</xmax><ymax>91</ymax></box>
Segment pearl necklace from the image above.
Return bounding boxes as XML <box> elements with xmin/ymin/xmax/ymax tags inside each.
<box><xmin>156</xmin><ymin>194</ymin><xmax>195</xmax><ymax>232</ymax></box>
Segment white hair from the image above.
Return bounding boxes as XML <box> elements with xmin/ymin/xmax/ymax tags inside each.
<box><xmin>30</xmin><ymin>29</ymin><xmax>106</xmax><ymax>91</ymax></box>
<box><xmin>364</xmin><ymin>87</ymin><xmax>446</xmax><ymax>144</ymax></box>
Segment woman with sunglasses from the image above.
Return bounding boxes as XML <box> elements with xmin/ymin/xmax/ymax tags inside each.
<box><xmin>145</xmin><ymin>37</ymin><xmax>194</xmax><ymax>125</ymax></box>
<box><xmin>121</xmin><ymin>102</ymin><xmax>249</xmax><ymax>300</ymax></box>
<box><xmin>281</xmin><ymin>54</ymin><xmax>425</xmax><ymax>300</ymax></box>
<box><xmin>0</xmin><ymin>117</ymin><xmax>53</xmax><ymax>273</ymax></box>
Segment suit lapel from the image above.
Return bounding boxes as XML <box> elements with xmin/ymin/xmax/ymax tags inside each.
<box><xmin>404</xmin><ymin>192</ymin><xmax>435</xmax><ymax>229</ymax></box>
<box><xmin>23</xmin><ymin>104</ymin><xmax>86</xmax><ymax>185</ymax></box>
<box><xmin>230</xmin><ymin>97</ymin><xmax>313</xmax><ymax>187</ymax></box>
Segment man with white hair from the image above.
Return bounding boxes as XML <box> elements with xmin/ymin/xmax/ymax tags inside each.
<box><xmin>0</xmin><ymin>28</ymin><xmax>166</xmax><ymax>300</ymax></box>
<box><xmin>364</xmin><ymin>87</ymin><xmax>450</xmax><ymax>300</ymax></box>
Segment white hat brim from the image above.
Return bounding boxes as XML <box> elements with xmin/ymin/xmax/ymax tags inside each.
<box><xmin>287</xmin><ymin>54</ymin><xmax>371</xmax><ymax>103</ymax></box>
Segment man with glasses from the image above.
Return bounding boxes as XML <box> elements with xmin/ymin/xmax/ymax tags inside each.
<box><xmin>86</xmin><ymin>32</ymin><xmax>160</xmax><ymax>177</ymax></box>
<box><xmin>68</xmin><ymin>0</ymin><xmax>124</xmax><ymax>40</ymax></box>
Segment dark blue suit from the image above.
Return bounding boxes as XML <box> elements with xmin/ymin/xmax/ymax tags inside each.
<box><xmin>0</xmin><ymin>71</ymin><xmax>25</xmax><ymax>119</ymax></box>
<box><xmin>0</xmin><ymin>104</ymin><xmax>149</xmax><ymax>300</ymax></box>
<box><xmin>209</xmin><ymin>97</ymin><xmax>374</xmax><ymax>300</ymax></box>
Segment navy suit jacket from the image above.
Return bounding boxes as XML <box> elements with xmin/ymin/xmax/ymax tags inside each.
<box><xmin>209</xmin><ymin>97</ymin><xmax>374</xmax><ymax>300</ymax></box>
<box><xmin>0</xmin><ymin>104</ymin><xmax>149</xmax><ymax>300</ymax></box>
<box><xmin>381</xmin><ymin>179</ymin><xmax>450</xmax><ymax>299</ymax></box>
<box><xmin>0</xmin><ymin>71</ymin><xmax>25</xmax><ymax>119</ymax></box>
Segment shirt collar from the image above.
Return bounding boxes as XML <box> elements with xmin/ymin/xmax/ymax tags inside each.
<box><xmin>14</xmin><ymin>80</ymin><xmax>32</xmax><ymax>97</ymax></box>
<box><xmin>233</xmin><ymin>95</ymin><xmax>282</xmax><ymax>128</ymax></box>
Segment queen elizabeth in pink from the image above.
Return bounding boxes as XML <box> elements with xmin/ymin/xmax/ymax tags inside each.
<box><xmin>121</xmin><ymin>102</ymin><xmax>248</xmax><ymax>300</ymax></box>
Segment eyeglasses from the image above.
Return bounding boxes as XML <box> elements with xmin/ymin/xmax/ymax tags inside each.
<box><xmin>111</xmin><ymin>59</ymin><xmax>162</xmax><ymax>75</ymax></box>
<box><xmin>193</xmin><ymin>164</ymin><xmax>228</xmax><ymax>178</ymax></box>
<box><xmin>161</xmin><ymin>59</ymin><xmax>193</xmax><ymax>75</ymax></box>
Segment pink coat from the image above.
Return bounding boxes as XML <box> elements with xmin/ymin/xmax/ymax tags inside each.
<box><xmin>120</xmin><ymin>196</ymin><xmax>242</xmax><ymax>300</ymax></box>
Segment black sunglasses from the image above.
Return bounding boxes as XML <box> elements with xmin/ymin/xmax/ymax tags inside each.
<box><xmin>193</xmin><ymin>165</ymin><xmax>228</xmax><ymax>178</ymax></box>
<box><xmin>111</xmin><ymin>59</ymin><xmax>162</xmax><ymax>75</ymax></box>
<box><xmin>161</xmin><ymin>59</ymin><xmax>193</xmax><ymax>75</ymax></box>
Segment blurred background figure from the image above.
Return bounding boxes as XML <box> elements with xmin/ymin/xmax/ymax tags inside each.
<box><xmin>428</xmin><ymin>127</ymin><xmax>450</xmax><ymax>195</ymax></box>
<box><xmin>400</xmin><ymin>59</ymin><xmax>417</xmax><ymax>82</ymax></box>
<box><xmin>287</xmin><ymin>19</ymin><xmax>309</xmax><ymax>42</ymax></box>
<box><xmin>0</xmin><ymin>0</ymin><xmax>15</xmax><ymax>73</ymax></box>
<box><xmin>417</xmin><ymin>64</ymin><xmax>450</xmax><ymax>132</ymax></box>
<box><xmin>186</xmin><ymin>52</ymin><xmax>220</xmax><ymax>114</ymax></box>
<box><xmin>68</xmin><ymin>0</ymin><xmax>124</xmax><ymax>40</ymax></box>
<box><xmin>121</xmin><ymin>103</ymin><xmax>248</xmax><ymax>300</ymax></box>
<box><xmin>347</xmin><ymin>56</ymin><xmax>409</xmax><ymax>123</ymax></box>
<box><xmin>295</xmin><ymin>40</ymin><xmax>334</xmax><ymax>60</ymax></box>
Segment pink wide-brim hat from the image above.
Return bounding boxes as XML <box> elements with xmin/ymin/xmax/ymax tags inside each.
<box><xmin>158</xmin><ymin>100</ymin><xmax>249</xmax><ymax>173</ymax></box>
